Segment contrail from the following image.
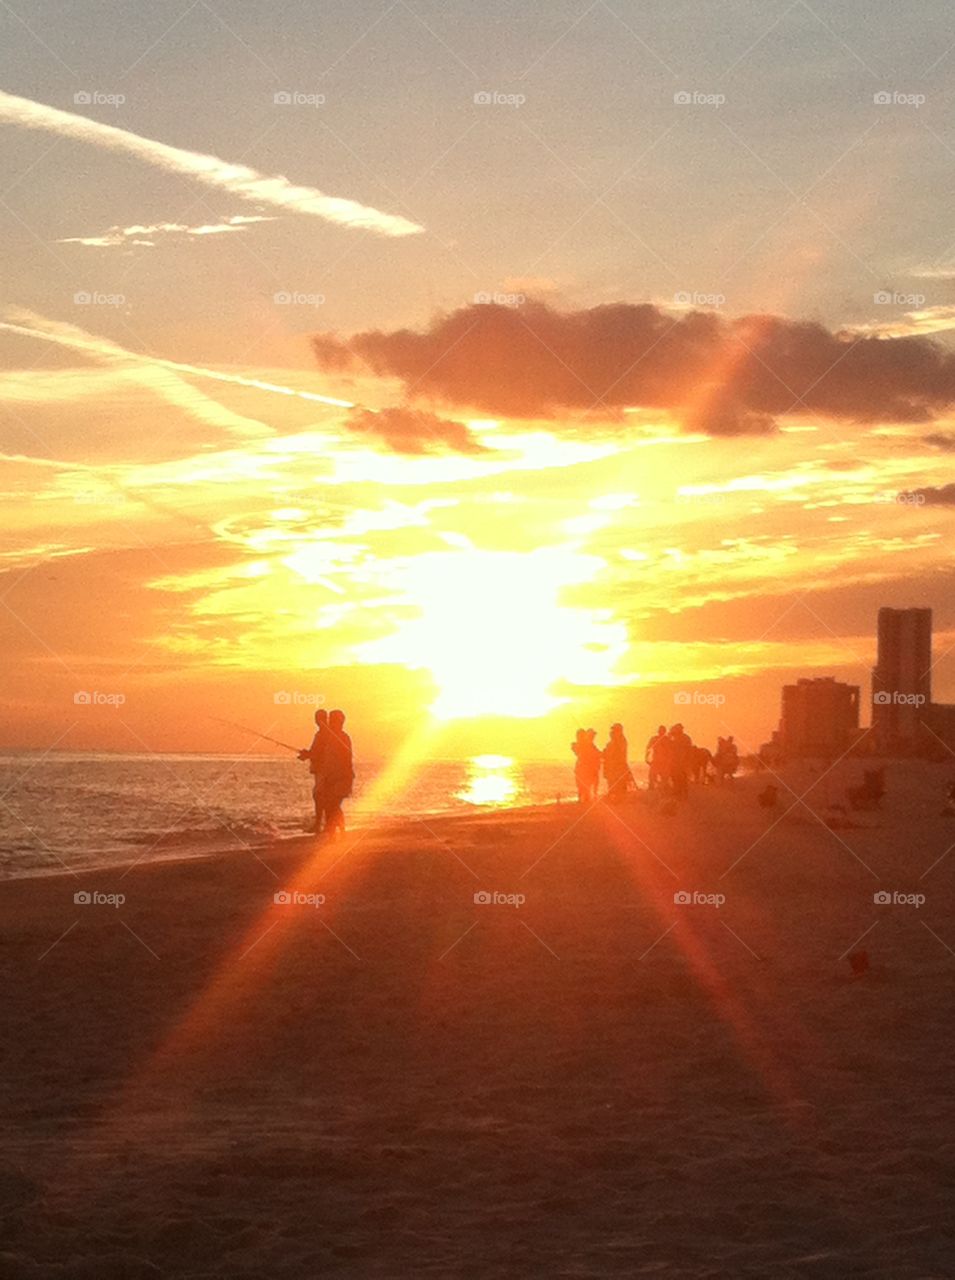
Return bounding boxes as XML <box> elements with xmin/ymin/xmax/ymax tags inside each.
<box><xmin>0</xmin><ymin>89</ymin><xmax>423</xmax><ymax>239</ymax></box>
<box><xmin>0</xmin><ymin>311</ymin><xmax>356</xmax><ymax>412</ymax></box>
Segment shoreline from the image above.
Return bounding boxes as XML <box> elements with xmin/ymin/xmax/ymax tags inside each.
<box><xmin>0</xmin><ymin>796</ymin><xmax>567</xmax><ymax>887</ymax></box>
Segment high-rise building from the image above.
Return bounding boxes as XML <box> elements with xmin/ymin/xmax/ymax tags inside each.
<box><xmin>777</xmin><ymin>677</ymin><xmax>860</xmax><ymax>757</ymax></box>
<box><xmin>871</xmin><ymin>607</ymin><xmax>932</xmax><ymax>751</ymax></box>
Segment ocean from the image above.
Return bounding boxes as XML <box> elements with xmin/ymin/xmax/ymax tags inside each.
<box><xmin>0</xmin><ymin>751</ymin><xmax>579</xmax><ymax>879</ymax></box>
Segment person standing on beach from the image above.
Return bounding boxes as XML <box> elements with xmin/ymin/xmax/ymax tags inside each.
<box><xmin>602</xmin><ymin>723</ymin><xmax>631</xmax><ymax>802</ymax></box>
<box><xmin>299</xmin><ymin>708</ymin><xmax>328</xmax><ymax>831</ymax></box>
<box><xmin>646</xmin><ymin>725</ymin><xmax>669</xmax><ymax>791</ymax></box>
<box><xmin>323</xmin><ymin>710</ymin><xmax>355</xmax><ymax>838</ymax></box>
<box><xmin>572</xmin><ymin>728</ymin><xmax>601</xmax><ymax>804</ymax></box>
<box><xmin>667</xmin><ymin>723</ymin><xmax>693</xmax><ymax>799</ymax></box>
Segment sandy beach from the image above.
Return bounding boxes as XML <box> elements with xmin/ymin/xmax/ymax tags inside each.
<box><xmin>1</xmin><ymin>761</ymin><xmax>952</xmax><ymax>1278</ymax></box>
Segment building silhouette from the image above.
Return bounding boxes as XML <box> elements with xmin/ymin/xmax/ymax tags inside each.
<box><xmin>776</xmin><ymin>677</ymin><xmax>860</xmax><ymax>758</ymax></box>
<box><xmin>871</xmin><ymin>607</ymin><xmax>932</xmax><ymax>753</ymax></box>
<box><xmin>761</xmin><ymin>605</ymin><xmax>954</xmax><ymax>761</ymax></box>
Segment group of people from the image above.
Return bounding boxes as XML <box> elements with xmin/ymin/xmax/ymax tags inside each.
<box><xmin>645</xmin><ymin>725</ymin><xmax>738</xmax><ymax>797</ymax></box>
<box><xmin>571</xmin><ymin>724</ymin><xmax>635</xmax><ymax>804</ymax></box>
<box><xmin>298</xmin><ymin>708</ymin><xmax>354</xmax><ymax>836</ymax></box>
<box><xmin>571</xmin><ymin>721</ymin><xmax>740</xmax><ymax>805</ymax></box>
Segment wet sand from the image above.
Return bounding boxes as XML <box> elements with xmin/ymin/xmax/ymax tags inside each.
<box><xmin>0</xmin><ymin>761</ymin><xmax>952</xmax><ymax>1278</ymax></box>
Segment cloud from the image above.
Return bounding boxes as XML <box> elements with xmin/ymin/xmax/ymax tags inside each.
<box><xmin>343</xmin><ymin>407</ymin><xmax>488</xmax><ymax>455</ymax></box>
<box><xmin>0</xmin><ymin>90</ymin><xmax>423</xmax><ymax>238</ymax></box>
<box><xmin>923</xmin><ymin>431</ymin><xmax>955</xmax><ymax>450</ymax></box>
<box><xmin>312</xmin><ymin>299</ymin><xmax>955</xmax><ymax>435</ymax></box>
<box><xmin>852</xmin><ymin>305</ymin><xmax>955</xmax><ymax>339</ymax></box>
<box><xmin>906</xmin><ymin>483</ymin><xmax>955</xmax><ymax>505</ymax></box>
<box><xmin>58</xmin><ymin>214</ymin><xmax>274</xmax><ymax>247</ymax></box>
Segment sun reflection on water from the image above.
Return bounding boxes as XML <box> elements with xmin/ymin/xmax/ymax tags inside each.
<box><xmin>456</xmin><ymin>755</ymin><xmax>520</xmax><ymax>807</ymax></box>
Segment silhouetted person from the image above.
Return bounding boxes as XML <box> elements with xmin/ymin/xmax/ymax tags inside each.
<box><xmin>667</xmin><ymin>723</ymin><xmax>693</xmax><ymax>799</ymax></box>
<box><xmin>713</xmin><ymin>735</ymin><xmax>739</xmax><ymax>784</ymax></box>
<box><xmin>572</xmin><ymin>728</ymin><xmax>600</xmax><ymax>804</ymax></box>
<box><xmin>298</xmin><ymin>708</ymin><xmax>328</xmax><ymax>830</ymax></box>
<box><xmin>645</xmin><ymin>724</ymin><xmax>668</xmax><ymax>790</ymax></box>
<box><xmin>688</xmin><ymin>745</ymin><xmax>712</xmax><ymax>785</ymax></box>
<box><xmin>323</xmin><ymin>709</ymin><xmax>354</xmax><ymax>838</ymax></box>
<box><xmin>602</xmin><ymin>723</ymin><xmax>632</xmax><ymax>802</ymax></box>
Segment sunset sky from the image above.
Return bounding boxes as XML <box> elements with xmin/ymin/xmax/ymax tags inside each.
<box><xmin>2</xmin><ymin>0</ymin><xmax>955</xmax><ymax>760</ymax></box>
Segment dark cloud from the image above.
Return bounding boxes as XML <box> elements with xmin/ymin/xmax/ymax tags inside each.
<box><xmin>923</xmin><ymin>431</ymin><xmax>955</xmax><ymax>450</ymax></box>
<box><xmin>907</xmin><ymin>483</ymin><xmax>955</xmax><ymax>505</ymax></box>
<box><xmin>343</xmin><ymin>406</ymin><xmax>487</xmax><ymax>455</ymax></box>
<box><xmin>312</xmin><ymin>300</ymin><xmax>955</xmax><ymax>436</ymax></box>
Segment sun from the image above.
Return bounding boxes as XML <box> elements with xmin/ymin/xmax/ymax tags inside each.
<box><xmin>358</xmin><ymin>545</ymin><xmax>627</xmax><ymax>720</ymax></box>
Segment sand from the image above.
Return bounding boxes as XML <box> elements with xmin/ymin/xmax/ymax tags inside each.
<box><xmin>0</xmin><ymin>759</ymin><xmax>952</xmax><ymax>1279</ymax></box>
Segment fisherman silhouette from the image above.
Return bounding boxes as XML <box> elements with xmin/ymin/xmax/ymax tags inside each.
<box><xmin>298</xmin><ymin>708</ymin><xmax>329</xmax><ymax>831</ymax></box>
<box><xmin>322</xmin><ymin>709</ymin><xmax>355</xmax><ymax>838</ymax></box>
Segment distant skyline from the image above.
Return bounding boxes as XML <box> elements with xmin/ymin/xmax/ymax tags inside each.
<box><xmin>2</xmin><ymin>0</ymin><xmax>955</xmax><ymax>758</ymax></box>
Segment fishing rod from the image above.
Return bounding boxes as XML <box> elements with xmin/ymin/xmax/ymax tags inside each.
<box><xmin>210</xmin><ymin>716</ymin><xmax>302</xmax><ymax>754</ymax></box>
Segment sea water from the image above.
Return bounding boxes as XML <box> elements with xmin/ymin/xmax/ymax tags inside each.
<box><xmin>0</xmin><ymin>752</ymin><xmax>580</xmax><ymax>878</ymax></box>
